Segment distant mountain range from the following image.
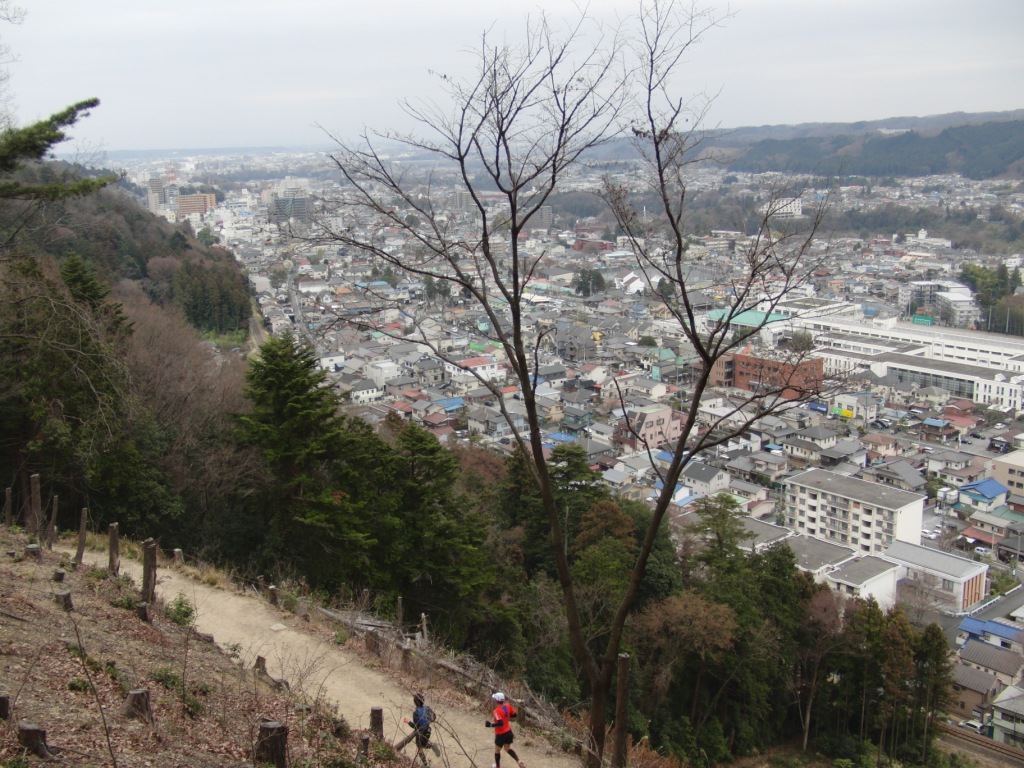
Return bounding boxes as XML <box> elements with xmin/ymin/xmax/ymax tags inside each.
<box><xmin>97</xmin><ymin>110</ymin><xmax>1024</xmax><ymax>180</ymax></box>
<box><xmin>591</xmin><ymin>110</ymin><xmax>1024</xmax><ymax>180</ymax></box>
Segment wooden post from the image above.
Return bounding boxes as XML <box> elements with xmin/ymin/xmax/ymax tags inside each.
<box><xmin>52</xmin><ymin>568</ymin><xmax>65</xmax><ymax>583</ymax></box>
<box><xmin>54</xmin><ymin>590</ymin><xmax>73</xmax><ymax>612</ymax></box>
<box><xmin>401</xmin><ymin>644</ymin><xmax>411</xmax><ymax>673</ymax></box>
<box><xmin>365</xmin><ymin>631</ymin><xmax>379</xmax><ymax>655</ymax></box>
<box><xmin>3</xmin><ymin>486</ymin><xmax>10</xmax><ymax>527</ymax></box>
<box><xmin>255</xmin><ymin>655</ymin><xmax>268</xmax><ymax>674</ymax></box>
<box><xmin>45</xmin><ymin>494</ymin><xmax>58</xmax><ymax>550</ymax></box>
<box><xmin>255</xmin><ymin>719</ymin><xmax>288</xmax><ymax>768</ymax></box>
<box><xmin>359</xmin><ymin>733</ymin><xmax>370</xmax><ymax>761</ymax></box>
<box><xmin>173</xmin><ymin>548</ymin><xmax>184</xmax><ymax>565</ymax></box>
<box><xmin>27</xmin><ymin>474</ymin><xmax>40</xmax><ymax>537</ymax></box>
<box><xmin>396</xmin><ymin>596</ymin><xmax>403</xmax><ymax>629</ymax></box>
<box><xmin>256</xmin><ymin>576</ymin><xmax>265</xmax><ymax>593</ymax></box>
<box><xmin>24</xmin><ymin>543</ymin><xmax>42</xmax><ymax>561</ymax></box>
<box><xmin>268</xmin><ymin>585</ymin><xmax>279</xmax><ymax>607</ymax></box>
<box><xmin>73</xmin><ymin>507</ymin><xmax>88</xmax><ymax>566</ymax></box>
<box><xmin>141</xmin><ymin>538</ymin><xmax>157</xmax><ymax>604</ymax></box>
<box><xmin>136</xmin><ymin>602</ymin><xmax>151</xmax><ymax>623</ymax></box>
<box><xmin>420</xmin><ymin>613</ymin><xmax>429</xmax><ymax>645</ymax></box>
<box><xmin>18</xmin><ymin>721</ymin><xmax>51</xmax><ymax>758</ymax></box>
<box><xmin>121</xmin><ymin>688</ymin><xmax>154</xmax><ymax>723</ymax></box>
<box><xmin>108</xmin><ymin>522</ymin><xmax>120</xmax><ymax>576</ymax></box>
<box><xmin>612</xmin><ymin>653</ymin><xmax>630</xmax><ymax>768</ymax></box>
<box><xmin>370</xmin><ymin>706</ymin><xmax>384</xmax><ymax>739</ymax></box>
<box><xmin>0</xmin><ymin>692</ymin><xmax>10</xmax><ymax>720</ymax></box>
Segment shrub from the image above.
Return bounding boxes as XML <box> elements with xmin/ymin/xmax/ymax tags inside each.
<box><xmin>166</xmin><ymin>593</ymin><xmax>195</xmax><ymax>625</ymax></box>
<box><xmin>151</xmin><ymin>667</ymin><xmax>182</xmax><ymax>689</ymax></box>
<box><xmin>67</xmin><ymin>677</ymin><xmax>90</xmax><ymax>692</ymax></box>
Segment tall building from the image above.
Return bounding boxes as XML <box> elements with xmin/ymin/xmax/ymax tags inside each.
<box><xmin>784</xmin><ymin>468</ymin><xmax>925</xmax><ymax>555</ymax></box>
<box><xmin>177</xmin><ymin>193</ymin><xmax>216</xmax><ymax>218</ymax></box>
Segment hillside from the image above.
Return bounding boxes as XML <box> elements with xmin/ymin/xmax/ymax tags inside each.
<box><xmin>0</xmin><ymin>526</ymin><xmax>580</xmax><ymax>768</ymax></box>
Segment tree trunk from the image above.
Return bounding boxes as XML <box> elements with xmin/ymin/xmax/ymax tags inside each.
<box><xmin>136</xmin><ymin>602</ymin><xmax>151</xmax><ymax>623</ymax></box>
<box><xmin>45</xmin><ymin>494</ymin><xmax>58</xmax><ymax>550</ymax></box>
<box><xmin>0</xmin><ymin>693</ymin><xmax>10</xmax><ymax>720</ymax></box>
<box><xmin>73</xmin><ymin>507</ymin><xmax>88</xmax><ymax>566</ymax></box>
<box><xmin>611</xmin><ymin>654</ymin><xmax>630</xmax><ymax>768</ymax></box>
<box><xmin>3</xmin><ymin>486</ymin><xmax>10</xmax><ymax>527</ymax></box>
<box><xmin>801</xmin><ymin>663</ymin><xmax>820</xmax><ymax>751</ymax></box>
<box><xmin>141</xmin><ymin>538</ymin><xmax>157</xmax><ymax>604</ymax></box>
<box><xmin>586</xmin><ymin>678</ymin><xmax>610</xmax><ymax>768</ymax></box>
<box><xmin>108</xmin><ymin>522</ymin><xmax>119</xmax><ymax>576</ymax></box>
<box><xmin>255</xmin><ymin>719</ymin><xmax>288</xmax><ymax>768</ymax></box>
<box><xmin>26</xmin><ymin>473</ymin><xmax>40</xmax><ymax>537</ymax></box>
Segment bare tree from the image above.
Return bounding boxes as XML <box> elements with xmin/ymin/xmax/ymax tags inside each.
<box><xmin>314</xmin><ymin>2</ymin><xmax>833</xmax><ymax>764</ymax></box>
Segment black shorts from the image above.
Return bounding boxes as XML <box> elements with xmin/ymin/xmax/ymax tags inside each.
<box><xmin>415</xmin><ymin>731</ymin><xmax>431</xmax><ymax>748</ymax></box>
<box><xmin>494</xmin><ymin>731</ymin><xmax>514</xmax><ymax>747</ymax></box>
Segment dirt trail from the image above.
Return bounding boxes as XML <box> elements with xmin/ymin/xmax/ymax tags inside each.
<box><xmin>75</xmin><ymin>549</ymin><xmax>574</xmax><ymax>768</ymax></box>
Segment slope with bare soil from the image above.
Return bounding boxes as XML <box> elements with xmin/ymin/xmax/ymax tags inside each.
<box><xmin>0</xmin><ymin>529</ymin><xmax>580</xmax><ymax>768</ymax></box>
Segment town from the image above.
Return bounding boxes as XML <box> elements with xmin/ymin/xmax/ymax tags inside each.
<box><xmin>123</xmin><ymin>144</ymin><xmax>1024</xmax><ymax>740</ymax></box>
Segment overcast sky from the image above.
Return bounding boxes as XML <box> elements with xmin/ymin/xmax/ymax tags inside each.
<box><xmin>5</xmin><ymin>0</ymin><xmax>1022</xmax><ymax>152</ymax></box>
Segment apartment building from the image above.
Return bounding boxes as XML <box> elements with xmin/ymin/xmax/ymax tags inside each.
<box><xmin>784</xmin><ymin>468</ymin><xmax>926</xmax><ymax>554</ymax></box>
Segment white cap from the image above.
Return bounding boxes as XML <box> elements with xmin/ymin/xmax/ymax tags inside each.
<box><xmin>492</xmin><ymin>691</ymin><xmax>505</xmax><ymax>702</ymax></box>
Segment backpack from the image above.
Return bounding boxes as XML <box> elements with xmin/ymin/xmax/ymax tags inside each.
<box><xmin>413</xmin><ymin>704</ymin><xmax>434</xmax><ymax>734</ymax></box>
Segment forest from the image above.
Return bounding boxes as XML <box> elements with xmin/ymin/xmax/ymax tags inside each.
<box><xmin>0</xmin><ymin>104</ymin><xmax>962</xmax><ymax>768</ymax></box>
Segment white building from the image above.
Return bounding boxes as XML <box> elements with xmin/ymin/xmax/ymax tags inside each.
<box><xmin>784</xmin><ymin>468</ymin><xmax>926</xmax><ymax>555</ymax></box>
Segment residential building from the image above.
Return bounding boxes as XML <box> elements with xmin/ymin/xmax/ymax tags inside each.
<box><xmin>882</xmin><ymin>541</ymin><xmax>988</xmax><ymax>613</ymax></box>
<box><xmin>991</xmin><ymin>685</ymin><xmax>1024</xmax><ymax>748</ymax></box>
<box><xmin>826</xmin><ymin>555</ymin><xmax>900</xmax><ymax>610</ymax></box>
<box><xmin>784</xmin><ymin>468</ymin><xmax>926</xmax><ymax>554</ymax></box>
<box><xmin>613</xmin><ymin>404</ymin><xmax>684</xmax><ymax>451</ymax></box>
<box><xmin>950</xmin><ymin>663</ymin><xmax>1001</xmax><ymax>723</ymax></box>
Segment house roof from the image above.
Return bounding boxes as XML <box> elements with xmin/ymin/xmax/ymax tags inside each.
<box><xmin>961</xmin><ymin>478</ymin><xmax>1009</xmax><ymax>500</ymax></box>
<box><xmin>960</xmin><ymin>640</ymin><xmax>1024</xmax><ymax>676</ymax></box>
<box><xmin>681</xmin><ymin>462</ymin><xmax>725</xmax><ymax>483</ymax></box>
<box><xmin>994</xmin><ymin>685</ymin><xmax>1024</xmax><ymax>717</ymax></box>
<box><xmin>788</xmin><ymin>469</ymin><xmax>925</xmax><ymax>509</ymax></box>
<box><xmin>951</xmin><ymin>662</ymin><xmax>998</xmax><ymax>694</ymax></box>
<box><xmin>827</xmin><ymin>555</ymin><xmax>898</xmax><ymax>587</ymax></box>
<box><xmin>883</xmin><ymin>540</ymin><xmax>987</xmax><ymax>579</ymax></box>
<box><xmin>959</xmin><ymin>617</ymin><xmax>1024</xmax><ymax>643</ymax></box>
<box><xmin>785</xmin><ymin>534</ymin><xmax>857</xmax><ymax>573</ymax></box>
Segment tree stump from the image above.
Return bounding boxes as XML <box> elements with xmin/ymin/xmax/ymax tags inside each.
<box><xmin>136</xmin><ymin>601</ymin><xmax>151</xmax><ymax>623</ymax></box>
<box><xmin>54</xmin><ymin>590</ymin><xmax>73</xmax><ymax>612</ymax></box>
<box><xmin>122</xmin><ymin>688</ymin><xmax>154</xmax><ymax>723</ymax></box>
<box><xmin>401</xmin><ymin>644</ymin><xmax>412</xmax><ymax>673</ymax></box>
<box><xmin>18</xmin><ymin>721</ymin><xmax>51</xmax><ymax>758</ymax></box>
<box><xmin>370</xmin><ymin>706</ymin><xmax>384</xmax><ymax>739</ymax></box>
<box><xmin>24</xmin><ymin>543</ymin><xmax>42</xmax><ymax>561</ymax></box>
<box><xmin>0</xmin><ymin>693</ymin><xmax>10</xmax><ymax>720</ymax></box>
<box><xmin>173</xmin><ymin>548</ymin><xmax>184</xmax><ymax>565</ymax></box>
<box><xmin>52</xmin><ymin>568</ymin><xmax>65</xmax><ymax>583</ymax></box>
<box><xmin>359</xmin><ymin>733</ymin><xmax>370</xmax><ymax>760</ymax></box>
<box><xmin>268</xmin><ymin>585</ymin><xmax>279</xmax><ymax>607</ymax></box>
<box><xmin>365</xmin><ymin>631</ymin><xmax>379</xmax><ymax>655</ymax></box>
<box><xmin>254</xmin><ymin>655</ymin><xmax>268</xmax><ymax>674</ymax></box>
<box><xmin>255</xmin><ymin>719</ymin><xmax>288</xmax><ymax>768</ymax></box>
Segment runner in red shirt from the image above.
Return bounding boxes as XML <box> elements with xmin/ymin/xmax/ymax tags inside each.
<box><xmin>485</xmin><ymin>691</ymin><xmax>525</xmax><ymax>768</ymax></box>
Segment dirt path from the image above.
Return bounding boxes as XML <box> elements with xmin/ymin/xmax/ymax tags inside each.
<box><xmin>75</xmin><ymin>549</ymin><xmax>575</xmax><ymax>768</ymax></box>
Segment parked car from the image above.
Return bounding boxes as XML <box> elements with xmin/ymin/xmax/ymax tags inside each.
<box><xmin>970</xmin><ymin>432</ymin><xmax>984</xmax><ymax>439</ymax></box>
<box><xmin>921</xmin><ymin>530</ymin><xmax>938</xmax><ymax>540</ymax></box>
<box><xmin>959</xmin><ymin>719</ymin><xmax>986</xmax><ymax>734</ymax></box>
<box><xmin>995</xmin><ymin>422</ymin><xmax>1008</xmax><ymax>430</ymax></box>
<box><xmin>975</xmin><ymin>546</ymin><xmax>990</xmax><ymax>556</ymax></box>
<box><xmin>961</xmin><ymin>439</ymin><xmax>973</xmax><ymax>445</ymax></box>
